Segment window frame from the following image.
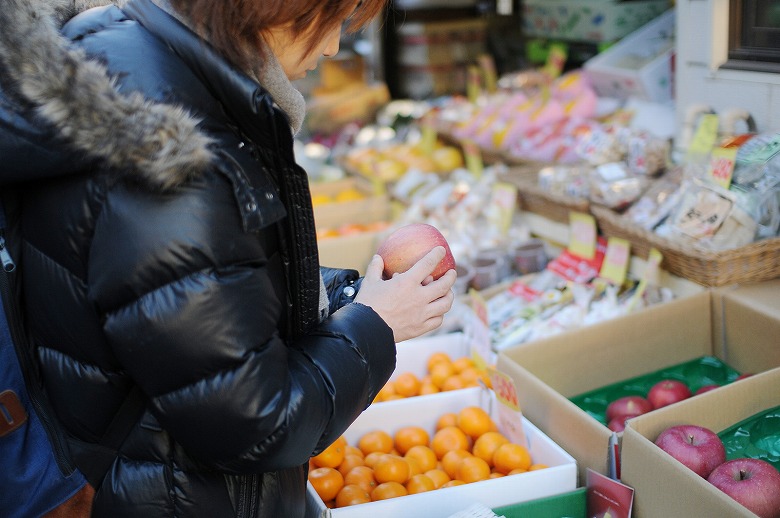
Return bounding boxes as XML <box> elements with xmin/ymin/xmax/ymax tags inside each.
<box><xmin>722</xmin><ymin>0</ymin><xmax>780</xmax><ymax>73</ymax></box>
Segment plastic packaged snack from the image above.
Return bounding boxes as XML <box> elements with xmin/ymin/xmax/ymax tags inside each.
<box><xmin>663</xmin><ymin>178</ymin><xmax>758</xmax><ymax>250</ymax></box>
<box><xmin>587</xmin><ymin>162</ymin><xmax>650</xmax><ymax>211</ymax></box>
<box><xmin>624</xmin><ymin>166</ymin><xmax>684</xmax><ymax>230</ymax></box>
<box><xmin>538</xmin><ymin>165</ymin><xmax>591</xmax><ymax>199</ymax></box>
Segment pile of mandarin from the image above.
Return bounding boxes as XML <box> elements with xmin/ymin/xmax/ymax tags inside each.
<box><xmin>373</xmin><ymin>352</ymin><xmax>493</xmax><ymax>403</ymax></box>
<box><xmin>308</xmin><ymin>405</ymin><xmax>547</xmax><ymax>508</ymax></box>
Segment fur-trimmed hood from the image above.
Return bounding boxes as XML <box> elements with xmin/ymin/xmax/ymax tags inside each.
<box><xmin>0</xmin><ymin>0</ymin><xmax>213</xmax><ymax>190</ymax></box>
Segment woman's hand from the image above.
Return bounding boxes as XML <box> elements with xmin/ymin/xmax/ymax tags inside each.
<box><xmin>354</xmin><ymin>246</ymin><xmax>457</xmax><ymax>343</ymax></box>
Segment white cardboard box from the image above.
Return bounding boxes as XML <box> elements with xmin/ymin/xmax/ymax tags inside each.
<box><xmin>583</xmin><ymin>9</ymin><xmax>675</xmax><ymax>102</ymax></box>
<box><xmin>392</xmin><ymin>332</ymin><xmax>471</xmax><ymax>380</ymax></box>
<box><xmin>306</xmin><ymin>388</ymin><xmax>577</xmax><ymax>518</ymax></box>
<box><xmin>621</xmin><ymin>368</ymin><xmax>780</xmax><ymax>518</ymax></box>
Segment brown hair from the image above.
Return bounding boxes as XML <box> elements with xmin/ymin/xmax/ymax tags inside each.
<box><xmin>169</xmin><ymin>0</ymin><xmax>387</xmax><ymax>72</ymax></box>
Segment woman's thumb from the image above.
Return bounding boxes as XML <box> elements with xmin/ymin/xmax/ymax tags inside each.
<box><xmin>364</xmin><ymin>254</ymin><xmax>385</xmax><ymax>281</ymax></box>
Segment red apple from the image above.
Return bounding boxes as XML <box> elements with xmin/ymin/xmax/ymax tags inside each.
<box><xmin>707</xmin><ymin>458</ymin><xmax>780</xmax><ymax>518</ymax></box>
<box><xmin>606</xmin><ymin>395</ymin><xmax>653</xmax><ymax>422</ymax></box>
<box><xmin>695</xmin><ymin>384</ymin><xmax>721</xmax><ymax>395</ymax></box>
<box><xmin>647</xmin><ymin>379</ymin><xmax>691</xmax><ymax>409</ymax></box>
<box><xmin>607</xmin><ymin>414</ymin><xmax>640</xmax><ymax>433</ymax></box>
<box><xmin>376</xmin><ymin>223</ymin><xmax>456</xmax><ymax>280</ymax></box>
<box><xmin>654</xmin><ymin>424</ymin><xmax>726</xmax><ymax>478</ymax></box>
<box><xmin>736</xmin><ymin>373</ymin><xmax>754</xmax><ymax>380</ymax></box>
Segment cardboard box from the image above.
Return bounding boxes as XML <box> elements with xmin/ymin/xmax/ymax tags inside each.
<box><xmin>583</xmin><ymin>10</ymin><xmax>675</xmax><ymax>102</ymax></box>
<box><xmin>393</xmin><ymin>332</ymin><xmax>471</xmax><ymax>380</ymax></box>
<box><xmin>306</xmin><ymin>388</ymin><xmax>577</xmax><ymax>518</ymax></box>
<box><xmin>496</xmin><ymin>281</ymin><xmax>780</xmax><ymax>483</ymax></box>
<box><xmin>318</xmin><ymin>230</ymin><xmax>383</xmax><ymax>274</ymax></box>
<box><xmin>313</xmin><ymin>177</ymin><xmax>392</xmax><ymax>274</ymax></box>
<box><xmin>621</xmin><ymin>368</ymin><xmax>780</xmax><ymax>518</ymax></box>
<box><xmin>521</xmin><ymin>0</ymin><xmax>671</xmax><ymax>43</ymax></box>
<box><xmin>311</xmin><ymin>177</ymin><xmax>389</xmax><ymax>231</ymax></box>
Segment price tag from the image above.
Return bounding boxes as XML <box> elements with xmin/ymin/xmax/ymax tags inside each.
<box><xmin>628</xmin><ymin>248</ymin><xmax>663</xmax><ymax>311</ymax></box>
<box><xmin>547</xmin><ymin>237</ymin><xmax>607</xmax><ymax>283</ymax></box>
<box><xmin>507</xmin><ymin>279</ymin><xmax>542</xmax><ymax>302</ymax></box>
<box><xmin>569</xmin><ymin>212</ymin><xmax>597</xmax><ymax>260</ymax></box>
<box><xmin>487</xmin><ymin>368</ymin><xmax>527</xmax><ymax>447</ymax></box>
<box><xmin>541</xmin><ymin>43</ymin><xmax>568</xmax><ymax>80</ymax></box>
<box><xmin>488</xmin><ymin>183</ymin><xmax>518</xmax><ymax>236</ymax></box>
<box><xmin>478</xmin><ymin>54</ymin><xmax>498</xmax><ymax>94</ymax></box>
<box><xmin>462</xmin><ymin>139</ymin><xmax>484</xmax><ymax>179</ymax></box>
<box><xmin>707</xmin><ymin>146</ymin><xmax>738</xmax><ymax>189</ymax></box>
<box><xmin>467</xmin><ymin>289</ymin><xmax>493</xmax><ymax>369</ymax></box>
<box><xmin>599</xmin><ymin>237</ymin><xmax>631</xmax><ymax>286</ymax></box>
<box><xmin>420</xmin><ymin>122</ymin><xmax>438</xmax><ymax>156</ymax></box>
<box><xmin>370</xmin><ymin>172</ymin><xmax>386</xmax><ymax>196</ymax></box>
<box><xmin>587</xmin><ymin>469</ymin><xmax>635</xmax><ymax>517</ymax></box>
<box><xmin>685</xmin><ymin>113</ymin><xmax>719</xmax><ymax>162</ymax></box>
<box><xmin>467</xmin><ymin>66</ymin><xmax>481</xmax><ymax>104</ymax></box>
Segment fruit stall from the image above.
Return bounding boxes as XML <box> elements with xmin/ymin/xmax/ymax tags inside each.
<box><xmin>297</xmin><ymin>6</ymin><xmax>780</xmax><ymax>518</ymax></box>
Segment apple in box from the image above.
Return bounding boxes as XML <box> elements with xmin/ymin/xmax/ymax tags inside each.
<box><xmin>377</xmin><ymin>223</ymin><xmax>456</xmax><ymax>280</ymax></box>
<box><xmin>606</xmin><ymin>395</ymin><xmax>653</xmax><ymax>423</ymax></box>
<box><xmin>707</xmin><ymin>458</ymin><xmax>780</xmax><ymax>518</ymax></box>
<box><xmin>647</xmin><ymin>379</ymin><xmax>691</xmax><ymax>409</ymax></box>
<box><xmin>654</xmin><ymin>424</ymin><xmax>726</xmax><ymax>479</ymax></box>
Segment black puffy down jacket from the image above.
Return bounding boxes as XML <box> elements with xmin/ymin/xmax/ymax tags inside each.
<box><xmin>0</xmin><ymin>0</ymin><xmax>395</xmax><ymax>516</ymax></box>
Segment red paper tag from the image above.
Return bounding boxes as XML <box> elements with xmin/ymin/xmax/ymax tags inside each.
<box><xmin>507</xmin><ymin>280</ymin><xmax>542</xmax><ymax>302</ymax></box>
<box><xmin>547</xmin><ymin>237</ymin><xmax>607</xmax><ymax>283</ymax></box>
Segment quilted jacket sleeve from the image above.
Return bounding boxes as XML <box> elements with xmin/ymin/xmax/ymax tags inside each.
<box><xmin>320</xmin><ymin>266</ymin><xmax>363</xmax><ymax>314</ymax></box>
<box><xmin>87</xmin><ymin>176</ymin><xmax>395</xmax><ymax>474</ymax></box>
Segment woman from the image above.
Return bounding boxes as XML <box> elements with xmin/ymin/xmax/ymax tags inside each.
<box><xmin>0</xmin><ymin>0</ymin><xmax>456</xmax><ymax>516</ymax></box>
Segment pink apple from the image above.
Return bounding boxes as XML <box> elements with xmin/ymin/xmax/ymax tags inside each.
<box><xmin>376</xmin><ymin>223</ymin><xmax>456</xmax><ymax>280</ymax></box>
<box><xmin>655</xmin><ymin>424</ymin><xmax>726</xmax><ymax>478</ymax></box>
<box><xmin>606</xmin><ymin>395</ymin><xmax>653</xmax><ymax>422</ymax></box>
<box><xmin>707</xmin><ymin>458</ymin><xmax>780</xmax><ymax>518</ymax></box>
<box><xmin>647</xmin><ymin>379</ymin><xmax>691</xmax><ymax>409</ymax></box>
<box><xmin>694</xmin><ymin>384</ymin><xmax>720</xmax><ymax>395</ymax></box>
<box><xmin>607</xmin><ymin>414</ymin><xmax>640</xmax><ymax>433</ymax></box>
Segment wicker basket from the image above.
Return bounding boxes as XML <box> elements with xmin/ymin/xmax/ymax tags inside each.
<box><xmin>591</xmin><ymin>204</ymin><xmax>780</xmax><ymax>287</ymax></box>
<box><xmin>501</xmin><ymin>166</ymin><xmax>591</xmax><ymax>224</ymax></box>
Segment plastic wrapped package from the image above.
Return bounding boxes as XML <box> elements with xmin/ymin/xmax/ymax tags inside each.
<box><xmin>538</xmin><ymin>165</ymin><xmax>591</xmax><ymax>199</ymax></box>
<box><xmin>587</xmin><ymin>162</ymin><xmax>650</xmax><ymax>211</ymax></box>
<box><xmin>730</xmin><ymin>135</ymin><xmax>780</xmax><ymax>239</ymax></box>
<box><xmin>577</xmin><ymin>127</ymin><xmax>626</xmax><ymax>165</ymax></box>
<box><xmin>660</xmin><ymin>178</ymin><xmax>758</xmax><ymax>251</ymax></box>
<box><xmin>624</xmin><ymin>130</ymin><xmax>670</xmax><ymax>176</ymax></box>
<box><xmin>577</xmin><ymin>125</ymin><xmax>669</xmax><ymax>176</ymax></box>
<box><xmin>624</xmin><ymin>166</ymin><xmax>684</xmax><ymax>230</ymax></box>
